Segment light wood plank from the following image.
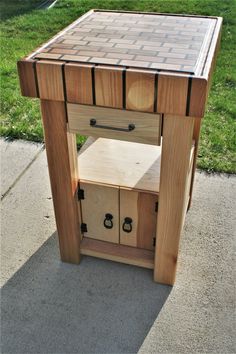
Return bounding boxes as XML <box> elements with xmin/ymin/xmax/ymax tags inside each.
<box><xmin>157</xmin><ymin>74</ymin><xmax>188</xmax><ymax>116</ymax></box>
<box><xmin>67</xmin><ymin>103</ymin><xmax>161</xmax><ymax>145</ymax></box>
<box><xmin>137</xmin><ymin>192</ymin><xmax>158</xmax><ymax>250</ymax></box>
<box><xmin>189</xmin><ymin>78</ymin><xmax>207</xmax><ymax>117</ymax></box>
<box><xmin>81</xmin><ymin>238</ymin><xmax>154</xmax><ymax>269</ymax></box>
<box><xmin>80</xmin><ymin>181</ymin><xmax>119</xmax><ymax>244</ymax></box>
<box><xmin>37</xmin><ymin>61</ymin><xmax>64</xmax><ymax>101</ymax></box>
<box><xmin>154</xmin><ymin>114</ymin><xmax>195</xmax><ymax>285</ymax></box>
<box><xmin>78</xmin><ymin>138</ymin><xmax>162</xmax><ymax>193</ymax></box>
<box><xmin>17</xmin><ymin>59</ymin><xmax>38</xmax><ymax>98</ymax></box>
<box><xmin>65</xmin><ymin>63</ymin><xmax>93</xmax><ymax>104</ymax></box>
<box><xmin>120</xmin><ymin>189</ymin><xmax>157</xmax><ymax>250</ymax></box>
<box><xmin>95</xmin><ymin>66</ymin><xmax>123</xmax><ymax>108</ymax></box>
<box><xmin>40</xmin><ymin>100</ymin><xmax>80</xmax><ymax>263</ymax></box>
<box><xmin>126</xmin><ymin>69</ymin><xmax>155</xmax><ymax>112</ymax></box>
<box><xmin>188</xmin><ymin>118</ymin><xmax>202</xmax><ymax>209</ymax></box>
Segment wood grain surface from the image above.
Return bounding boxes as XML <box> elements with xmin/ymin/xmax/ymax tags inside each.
<box><xmin>37</xmin><ymin>61</ymin><xmax>64</xmax><ymax>101</ymax></box>
<box><xmin>81</xmin><ymin>237</ymin><xmax>154</xmax><ymax>269</ymax></box>
<box><xmin>120</xmin><ymin>189</ymin><xmax>157</xmax><ymax>250</ymax></box>
<box><xmin>154</xmin><ymin>114</ymin><xmax>195</xmax><ymax>284</ymax></box>
<box><xmin>65</xmin><ymin>63</ymin><xmax>93</xmax><ymax>104</ymax></box>
<box><xmin>126</xmin><ymin>69</ymin><xmax>156</xmax><ymax>112</ymax></box>
<box><xmin>67</xmin><ymin>103</ymin><xmax>162</xmax><ymax>145</ymax></box>
<box><xmin>40</xmin><ymin>100</ymin><xmax>80</xmax><ymax>263</ymax></box>
<box><xmin>157</xmin><ymin>73</ymin><xmax>189</xmax><ymax>115</ymax></box>
<box><xmin>78</xmin><ymin>138</ymin><xmax>162</xmax><ymax>193</ymax></box>
<box><xmin>17</xmin><ymin>59</ymin><xmax>38</xmax><ymax>98</ymax></box>
<box><xmin>95</xmin><ymin>66</ymin><xmax>123</xmax><ymax>108</ymax></box>
<box><xmin>80</xmin><ymin>181</ymin><xmax>119</xmax><ymax>244</ymax></box>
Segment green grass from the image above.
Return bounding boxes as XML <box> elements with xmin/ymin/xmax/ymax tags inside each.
<box><xmin>0</xmin><ymin>0</ymin><xmax>236</xmax><ymax>172</ymax></box>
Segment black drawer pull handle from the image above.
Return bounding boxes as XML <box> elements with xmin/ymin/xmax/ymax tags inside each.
<box><xmin>103</xmin><ymin>213</ymin><xmax>113</xmax><ymax>229</ymax></box>
<box><xmin>122</xmin><ymin>217</ymin><xmax>133</xmax><ymax>233</ymax></box>
<box><xmin>90</xmin><ymin>118</ymin><xmax>135</xmax><ymax>132</ymax></box>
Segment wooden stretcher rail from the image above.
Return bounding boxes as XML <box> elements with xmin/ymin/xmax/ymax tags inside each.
<box><xmin>80</xmin><ymin>237</ymin><xmax>155</xmax><ymax>269</ymax></box>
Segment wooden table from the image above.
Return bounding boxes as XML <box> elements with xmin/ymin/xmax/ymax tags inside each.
<box><xmin>17</xmin><ymin>10</ymin><xmax>222</xmax><ymax>285</ymax></box>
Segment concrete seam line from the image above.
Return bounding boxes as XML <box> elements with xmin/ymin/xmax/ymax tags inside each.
<box><xmin>1</xmin><ymin>145</ymin><xmax>45</xmax><ymax>201</ymax></box>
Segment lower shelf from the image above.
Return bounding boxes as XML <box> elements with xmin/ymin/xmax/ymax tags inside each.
<box><xmin>80</xmin><ymin>237</ymin><xmax>154</xmax><ymax>269</ymax></box>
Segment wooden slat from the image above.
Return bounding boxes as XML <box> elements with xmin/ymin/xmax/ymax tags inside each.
<box><xmin>95</xmin><ymin>66</ymin><xmax>123</xmax><ymax>108</ymax></box>
<box><xmin>78</xmin><ymin>138</ymin><xmax>162</xmax><ymax>193</ymax></box>
<box><xmin>137</xmin><ymin>192</ymin><xmax>157</xmax><ymax>250</ymax></box>
<box><xmin>40</xmin><ymin>100</ymin><xmax>80</xmax><ymax>263</ymax></box>
<box><xmin>189</xmin><ymin>78</ymin><xmax>207</xmax><ymax>117</ymax></box>
<box><xmin>17</xmin><ymin>59</ymin><xmax>38</xmax><ymax>98</ymax></box>
<box><xmin>80</xmin><ymin>181</ymin><xmax>119</xmax><ymax>244</ymax></box>
<box><xmin>126</xmin><ymin>69</ymin><xmax>155</xmax><ymax>112</ymax></box>
<box><xmin>154</xmin><ymin>114</ymin><xmax>195</xmax><ymax>285</ymax></box>
<box><xmin>65</xmin><ymin>63</ymin><xmax>93</xmax><ymax>104</ymax></box>
<box><xmin>67</xmin><ymin>103</ymin><xmax>161</xmax><ymax>145</ymax></box>
<box><xmin>81</xmin><ymin>238</ymin><xmax>154</xmax><ymax>269</ymax></box>
<box><xmin>36</xmin><ymin>60</ymin><xmax>64</xmax><ymax>101</ymax></box>
<box><xmin>120</xmin><ymin>189</ymin><xmax>157</xmax><ymax>250</ymax></box>
<box><xmin>188</xmin><ymin>118</ymin><xmax>202</xmax><ymax>209</ymax></box>
<box><xmin>157</xmin><ymin>73</ymin><xmax>189</xmax><ymax>116</ymax></box>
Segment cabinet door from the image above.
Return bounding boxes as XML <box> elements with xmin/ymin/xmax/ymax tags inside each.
<box><xmin>120</xmin><ymin>189</ymin><xmax>158</xmax><ymax>250</ymax></box>
<box><xmin>80</xmin><ymin>182</ymin><xmax>119</xmax><ymax>244</ymax></box>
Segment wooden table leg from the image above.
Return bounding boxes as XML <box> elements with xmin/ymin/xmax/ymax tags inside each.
<box><xmin>188</xmin><ymin>117</ymin><xmax>202</xmax><ymax>210</ymax></box>
<box><xmin>154</xmin><ymin>114</ymin><xmax>195</xmax><ymax>285</ymax></box>
<box><xmin>40</xmin><ymin>100</ymin><xmax>81</xmax><ymax>263</ymax></box>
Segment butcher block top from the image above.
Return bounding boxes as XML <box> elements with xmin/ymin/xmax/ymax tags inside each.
<box><xmin>18</xmin><ymin>10</ymin><xmax>222</xmax><ymax>117</ymax></box>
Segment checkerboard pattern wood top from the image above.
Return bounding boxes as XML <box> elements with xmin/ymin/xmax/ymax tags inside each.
<box><xmin>18</xmin><ymin>10</ymin><xmax>222</xmax><ymax>117</ymax></box>
<box><xmin>32</xmin><ymin>10</ymin><xmax>217</xmax><ymax>75</ymax></box>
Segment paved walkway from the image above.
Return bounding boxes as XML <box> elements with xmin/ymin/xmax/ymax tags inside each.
<box><xmin>1</xmin><ymin>138</ymin><xmax>235</xmax><ymax>353</ymax></box>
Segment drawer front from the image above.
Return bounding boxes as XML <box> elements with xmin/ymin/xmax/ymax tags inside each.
<box><xmin>120</xmin><ymin>189</ymin><xmax>158</xmax><ymax>251</ymax></box>
<box><xmin>67</xmin><ymin>104</ymin><xmax>162</xmax><ymax>146</ymax></box>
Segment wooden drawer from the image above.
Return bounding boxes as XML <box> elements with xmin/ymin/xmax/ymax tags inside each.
<box><xmin>67</xmin><ymin>104</ymin><xmax>162</xmax><ymax>145</ymax></box>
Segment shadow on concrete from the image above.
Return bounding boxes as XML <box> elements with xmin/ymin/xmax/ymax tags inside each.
<box><xmin>1</xmin><ymin>232</ymin><xmax>171</xmax><ymax>354</ymax></box>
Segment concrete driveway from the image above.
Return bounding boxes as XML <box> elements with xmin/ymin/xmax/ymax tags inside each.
<box><xmin>1</xmin><ymin>138</ymin><xmax>235</xmax><ymax>353</ymax></box>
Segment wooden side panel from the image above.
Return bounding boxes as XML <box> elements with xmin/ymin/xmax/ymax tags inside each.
<box><xmin>157</xmin><ymin>74</ymin><xmax>188</xmax><ymax>116</ymax></box>
<box><xmin>189</xmin><ymin>78</ymin><xmax>207</xmax><ymax>117</ymax></box>
<box><xmin>154</xmin><ymin>114</ymin><xmax>195</xmax><ymax>285</ymax></box>
<box><xmin>37</xmin><ymin>61</ymin><xmax>64</xmax><ymax>101</ymax></box>
<box><xmin>120</xmin><ymin>189</ymin><xmax>157</xmax><ymax>250</ymax></box>
<box><xmin>67</xmin><ymin>103</ymin><xmax>161</xmax><ymax>145</ymax></box>
<box><xmin>95</xmin><ymin>66</ymin><xmax>123</xmax><ymax>108</ymax></box>
<box><xmin>65</xmin><ymin>63</ymin><xmax>93</xmax><ymax>104</ymax></box>
<box><xmin>80</xmin><ymin>182</ymin><xmax>119</xmax><ymax>244</ymax></box>
<box><xmin>80</xmin><ymin>238</ymin><xmax>154</xmax><ymax>269</ymax></box>
<box><xmin>40</xmin><ymin>100</ymin><xmax>80</xmax><ymax>263</ymax></box>
<box><xmin>17</xmin><ymin>59</ymin><xmax>38</xmax><ymax>98</ymax></box>
<box><xmin>126</xmin><ymin>69</ymin><xmax>155</xmax><ymax>112</ymax></box>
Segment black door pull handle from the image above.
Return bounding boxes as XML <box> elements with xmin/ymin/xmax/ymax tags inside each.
<box><xmin>122</xmin><ymin>217</ymin><xmax>133</xmax><ymax>233</ymax></box>
<box><xmin>90</xmin><ymin>118</ymin><xmax>135</xmax><ymax>132</ymax></box>
<box><xmin>103</xmin><ymin>213</ymin><xmax>113</xmax><ymax>229</ymax></box>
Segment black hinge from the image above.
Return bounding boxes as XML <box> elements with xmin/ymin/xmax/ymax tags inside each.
<box><xmin>153</xmin><ymin>237</ymin><xmax>156</xmax><ymax>247</ymax></box>
<box><xmin>155</xmin><ymin>201</ymin><xmax>159</xmax><ymax>212</ymax></box>
<box><xmin>78</xmin><ymin>188</ymin><xmax>84</xmax><ymax>200</ymax></box>
<box><xmin>81</xmin><ymin>223</ymin><xmax>87</xmax><ymax>233</ymax></box>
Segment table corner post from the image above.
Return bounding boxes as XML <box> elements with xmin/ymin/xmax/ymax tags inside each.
<box><xmin>154</xmin><ymin>114</ymin><xmax>195</xmax><ymax>285</ymax></box>
<box><xmin>40</xmin><ymin>99</ymin><xmax>81</xmax><ymax>264</ymax></box>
